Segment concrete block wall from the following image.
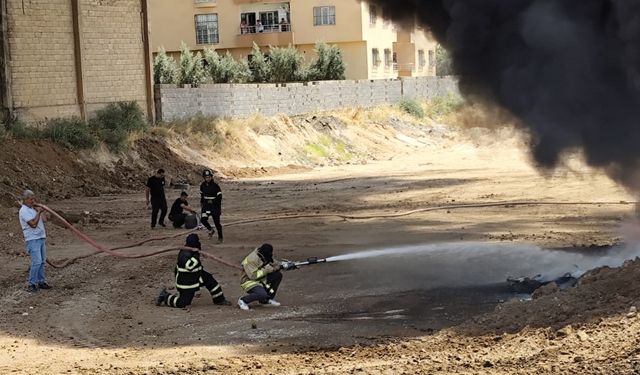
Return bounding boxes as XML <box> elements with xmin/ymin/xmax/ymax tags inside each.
<box><xmin>156</xmin><ymin>76</ymin><xmax>459</xmax><ymax>122</ymax></box>
<box><xmin>4</xmin><ymin>0</ymin><xmax>149</xmax><ymax>121</ymax></box>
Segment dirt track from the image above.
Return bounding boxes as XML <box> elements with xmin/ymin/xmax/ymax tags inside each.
<box><xmin>1</xmin><ymin>123</ymin><xmax>639</xmax><ymax>374</ymax></box>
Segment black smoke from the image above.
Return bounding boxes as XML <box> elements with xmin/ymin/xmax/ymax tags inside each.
<box><xmin>374</xmin><ymin>0</ymin><xmax>640</xmax><ymax>189</ymax></box>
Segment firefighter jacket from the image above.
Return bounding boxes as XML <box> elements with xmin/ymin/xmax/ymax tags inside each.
<box><xmin>200</xmin><ymin>181</ymin><xmax>222</xmax><ymax>213</ymax></box>
<box><xmin>174</xmin><ymin>249</ymin><xmax>203</xmax><ymax>290</ymax></box>
<box><xmin>240</xmin><ymin>248</ymin><xmax>279</xmax><ymax>291</ymax></box>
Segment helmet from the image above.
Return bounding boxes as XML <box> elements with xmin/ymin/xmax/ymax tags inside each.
<box><xmin>202</xmin><ymin>169</ymin><xmax>213</xmax><ymax>178</ymax></box>
<box><xmin>257</xmin><ymin>243</ymin><xmax>274</xmax><ymax>263</ymax></box>
<box><xmin>185</xmin><ymin>233</ymin><xmax>201</xmax><ymax>250</ymax></box>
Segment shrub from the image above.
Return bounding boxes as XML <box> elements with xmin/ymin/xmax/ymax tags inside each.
<box><xmin>90</xmin><ymin>102</ymin><xmax>147</xmax><ymax>151</ymax></box>
<box><xmin>399</xmin><ymin>98</ymin><xmax>425</xmax><ymax>118</ymax></box>
<box><xmin>6</xmin><ymin>120</ymin><xmax>40</xmax><ymax>139</ymax></box>
<box><xmin>153</xmin><ymin>47</ymin><xmax>177</xmax><ymax>84</ymax></box>
<box><xmin>308</xmin><ymin>42</ymin><xmax>346</xmax><ymax>81</ymax></box>
<box><xmin>248</xmin><ymin>43</ymin><xmax>271</xmax><ymax>83</ymax></box>
<box><xmin>269</xmin><ymin>45</ymin><xmax>305</xmax><ymax>82</ymax></box>
<box><xmin>178</xmin><ymin>42</ymin><xmax>206</xmax><ymax>86</ymax></box>
<box><xmin>425</xmin><ymin>94</ymin><xmax>465</xmax><ymax>118</ymax></box>
<box><xmin>43</xmin><ymin>118</ymin><xmax>98</xmax><ymax>149</ymax></box>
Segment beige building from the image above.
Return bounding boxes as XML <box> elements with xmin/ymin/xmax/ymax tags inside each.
<box><xmin>149</xmin><ymin>0</ymin><xmax>437</xmax><ymax>80</ymax></box>
<box><xmin>0</xmin><ymin>0</ymin><xmax>154</xmax><ymax>122</ymax></box>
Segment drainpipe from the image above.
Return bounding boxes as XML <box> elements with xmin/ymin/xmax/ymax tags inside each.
<box><xmin>0</xmin><ymin>0</ymin><xmax>13</xmax><ymax>121</ymax></box>
<box><xmin>141</xmin><ymin>0</ymin><xmax>155</xmax><ymax>124</ymax></box>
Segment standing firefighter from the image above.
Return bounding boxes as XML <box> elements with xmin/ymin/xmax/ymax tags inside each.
<box><xmin>156</xmin><ymin>234</ymin><xmax>231</xmax><ymax>308</ymax></box>
<box><xmin>237</xmin><ymin>244</ymin><xmax>283</xmax><ymax>310</ymax></box>
<box><xmin>146</xmin><ymin>168</ymin><xmax>167</xmax><ymax>228</ymax></box>
<box><xmin>200</xmin><ymin>169</ymin><xmax>223</xmax><ymax>242</ymax></box>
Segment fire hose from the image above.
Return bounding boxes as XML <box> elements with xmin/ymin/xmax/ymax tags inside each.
<box><xmin>2</xmin><ymin>184</ymin><xmax>635</xmax><ymax>270</ymax></box>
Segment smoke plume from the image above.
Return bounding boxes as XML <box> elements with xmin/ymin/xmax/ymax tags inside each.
<box><xmin>374</xmin><ymin>0</ymin><xmax>640</xmax><ymax>189</ymax></box>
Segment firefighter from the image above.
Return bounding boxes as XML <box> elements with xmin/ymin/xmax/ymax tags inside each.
<box><xmin>200</xmin><ymin>169</ymin><xmax>223</xmax><ymax>243</ymax></box>
<box><xmin>156</xmin><ymin>233</ymin><xmax>231</xmax><ymax>308</ymax></box>
<box><xmin>237</xmin><ymin>243</ymin><xmax>283</xmax><ymax>310</ymax></box>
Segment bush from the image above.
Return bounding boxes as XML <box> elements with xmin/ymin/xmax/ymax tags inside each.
<box><xmin>153</xmin><ymin>47</ymin><xmax>177</xmax><ymax>84</ymax></box>
<box><xmin>399</xmin><ymin>98</ymin><xmax>425</xmax><ymax>118</ymax></box>
<box><xmin>6</xmin><ymin>120</ymin><xmax>40</xmax><ymax>139</ymax></box>
<box><xmin>90</xmin><ymin>102</ymin><xmax>147</xmax><ymax>151</ymax></box>
<box><xmin>43</xmin><ymin>118</ymin><xmax>98</xmax><ymax>149</ymax></box>
<box><xmin>269</xmin><ymin>45</ymin><xmax>305</xmax><ymax>83</ymax></box>
<box><xmin>178</xmin><ymin>42</ymin><xmax>206</xmax><ymax>86</ymax></box>
<box><xmin>248</xmin><ymin>43</ymin><xmax>271</xmax><ymax>83</ymax></box>
<box><xmin>308</xmin><ymin>42</ymin><xmax>346</xmax><ymax>81</ymax></box>
<box><xmin>425</xmin><ymin>94</ymin><xmax>465</xmax><ymax>118</ymax></box>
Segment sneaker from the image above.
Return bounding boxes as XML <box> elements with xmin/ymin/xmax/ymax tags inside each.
<box><xmin>237</xmin><ymin>298</ymin><xmax>250</xmax><ymax>311</ymax></box>
<box><xmin>38</xmin><ymin>282</ymin><xmax>51</xmax><ymax>290</ymax></box>
<box><xmin>266</xmin><ymin>299</ymin><xmax>281</xmax><ymax>307</ymax></box>
<box><xmin>214</xmin><ymin>299</ymin><xmax>232</xmax><ymax>306</ymax></box>
<box><xmin>27</xmin><ymin>284</ymin><xmax>38</xmax><ymax>293</ymax></box>
<box><xmin>208</xmin><ymin>229</ymin><xmax>216</xmax><ymax>238</ymax></box>
<box><xmin>156</xmin><ymin>289</ymin><xmax>169</xmax><ymax>306</ymax></box>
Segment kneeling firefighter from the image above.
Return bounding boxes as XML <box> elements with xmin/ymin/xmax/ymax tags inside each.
<box><xmin>156</xmin><ymin>233</ymin><xmax>231</xmax><ymax>308</ymax></box>
<box><xmin>237</xmin><ymin>243</ymin><xmax>289</xmax><ymax>310</ymax></box>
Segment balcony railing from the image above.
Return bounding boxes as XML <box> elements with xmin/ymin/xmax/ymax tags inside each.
<box><xmin>240</xmin><ymin>23</ymin><xmax>291</xmax><ymax>35</ymax></box>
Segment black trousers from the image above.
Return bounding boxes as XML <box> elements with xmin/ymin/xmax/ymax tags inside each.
<box><xmin>201</xmin><ymin>205</ymin><xmax>223</xmax><ymax>240</ymax></box>
<box><xmin>240</xmin><ymin>271</ymin><xmax>283</xmax><ymax>304</ymax></box>
<box><xmin>170</xmin><ymin>213</ymin><xmax>186</xmax><ymax>228</ymax></box>
<box><xmin>167</xmin><ymin>270</ymin><xmax>226</xmax><ymax>308</ymax></box>
<box><xmin>151</xmin><ymin>199</ymin><xmax>167</xmax><ymax>227</ymax></box>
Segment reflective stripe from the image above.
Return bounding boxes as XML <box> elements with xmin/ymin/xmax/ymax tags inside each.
<box><xmin>211</xmin><ymin>291</ymin><xmax>224</xmax><ymax>299</ymax></box>
<box><xmin>185</xmin><ymin>258</ymin><xmax>199</xmax><ymax>270</ymax></box>
<box><xmin>241</xmin><ymin>280</ymin><xmax>261</xmax><ymax>291</ymax></box>
<box><xmin>199</xmin><ymin>276</ymin><xmax>203</xmax><ymax>283</ymax></box>
<box><xmin>176</xmin><ymin>266</ymin><xmax>202</xmax><ymax>273</ymax></box>
<box><xmin>210</xmin><ymin>285</ymin><xmax>221</xmax><ymax>293</ymax></box>
<box><xmin>201</xmin><ymin>212</ymin><xmax>209</xmax><ymax>218</ymax></box>
<box><xmin>176</xmin><ymin>282</ymin><xmax>200</xmax><ymax>289</ymax></box>
<box><xmin>255</xmin><ymin>269</ymin><xmax>267</xmax><ymax>279</ymax></box>
<box><xmin>203</xmin><ymin>196</ymin><xmax>217</xmax><ymax>199</ymax></box>
<box><xmin>217</xmin><ymin>192</ymin><xmax>222</xmax><ymax>196</ymax></box>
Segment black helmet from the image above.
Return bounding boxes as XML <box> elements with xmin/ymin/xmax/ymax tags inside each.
<box><xmin>202</xmin><ymin>169</ymin><xmax>213</xmax><ymax>178</ymax></box>
<box><xmin>185</xmin><ymin>233</ymin><xmax>201</xmax><ymax>250</ymax></box>
<box><xmin>257</xmin><ymin>243</ymin><xmax>274</xmax><ymax>263</ymax></box>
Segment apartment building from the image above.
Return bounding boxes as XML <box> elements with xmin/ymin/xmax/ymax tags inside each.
<box><xmin>148</xmin><ymin>0</ymin><xmax>437</xmax><ymax>80</ymax></box>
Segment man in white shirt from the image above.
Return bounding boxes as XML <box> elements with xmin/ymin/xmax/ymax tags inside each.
<box><xmin>18</xmin><ymin>190</ymin><xmax>50</xmax><ymax>293</ymax></box>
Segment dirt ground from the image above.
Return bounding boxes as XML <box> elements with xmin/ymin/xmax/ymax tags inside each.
<box><xmin>1</xmin><ymin>111</ymin><xmax>640</xmax><ymax>374</ymax></box>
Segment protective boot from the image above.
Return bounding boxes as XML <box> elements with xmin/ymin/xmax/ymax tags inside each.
<box><xmin>156</xmin><ymin>288</ymin><xmax>170</xmax><ymax>306</ymax></box>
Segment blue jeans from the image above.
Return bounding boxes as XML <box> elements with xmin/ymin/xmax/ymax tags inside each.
<box><xmin>25</xmin><ymin>238</ymin><xmax>46</xmax><ymax>286</ymax></box>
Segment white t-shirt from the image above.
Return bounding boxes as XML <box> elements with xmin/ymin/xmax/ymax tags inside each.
<box><xmin>19</xmin><ymin>205</ymin><xmax>46</xmax><ymax>242</ymax></box>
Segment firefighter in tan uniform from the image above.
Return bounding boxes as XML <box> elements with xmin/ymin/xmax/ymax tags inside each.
<box><xmin>237</xmin><ymin>244</ymin><xmax>284</xmax><ymax>310</ymax></box>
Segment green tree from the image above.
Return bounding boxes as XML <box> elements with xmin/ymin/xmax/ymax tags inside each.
<box><xmin>269</xmin><ymin>45</ymin><xmax>305</xmax><ymax>83</ymax></box>
<box><xmin>248</xmin><ymin>42</ymin><xmax>271</xmax><ymax>83</ymax></box>
<box><xmin>436</xmin><ymin>44</ymin><xmax>455</xmax><ymax>77</ymax></box>
<box><xmin>308</xmin><ymin>42</ymin><xmax>346</xmax><ymax>81</ymax></box>
<box><xmin>153</xmin><ymin>47</ymin><xmax>177</xmax><ymax>84</ymax></box>
<box><xmin>179</xmin><ymin>42</ymin><xmax>206</xmax><ymax>86</ymax></box>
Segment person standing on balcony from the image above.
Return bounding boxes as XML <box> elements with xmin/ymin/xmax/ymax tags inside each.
<box><xmin>256</xmin><ymin>20</ymin><xmax>264</xmax><ymax>33</ymax></box>
<box><xmin>280</xmin><ymin>18</ymin><xmax>289</xmax><ymax>32</ymax></box>
<box><xmin>240</xmin><ymin>20</ymin><xmax>248</xmax><ymax>34</ymax></box>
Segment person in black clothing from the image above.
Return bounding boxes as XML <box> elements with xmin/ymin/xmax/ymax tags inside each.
<box><xmin>168</xmin><ymin>191</ymin><xmax>196</xmax><ymax>228</ymax></box>
<box><xmin>156</xmin><ymin>233</ymin><xmax>231</xmax><ymax>308</ymax></box>
<box><xmin>200</xmin><ymin>169</ymin><xmax>223</xmax><ymax>242</ymax></box>
<box><xmin>146</xmin><ymin>169</ymin><xmax>167</xmax><ymax>228</ymax></box>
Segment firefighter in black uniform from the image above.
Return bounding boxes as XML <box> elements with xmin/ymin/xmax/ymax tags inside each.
<box><xmin>156</xmin><ymin>233</ymin><xmax>231</xmax><ymax>308</ymax></box>
<box><xmin>200</xmin><ymin>169</ymin><xmax>224</xmax><ymax>242</ymax></box>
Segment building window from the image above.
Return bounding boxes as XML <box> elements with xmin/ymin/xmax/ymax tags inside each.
<box><xmin>418</xmin><ymin>49</ymin><xmax>426</xmax><ymax>68</ymax></box>
<box><xmin>372</xmin><ymin>48</ymin><xmax>380</xmax><ymax>68</ymax></box>
<box><xmin>195</xmin><ymin>13</ymin><xmax>219</xmax><ymax>44</ymax></box>
<box><xmin>369</xmin><ymin>4</ymin><xmax>377</xmax><ymax>26</ymax></box>
<box><xmin>313</xmin><ymin>6</ymin><xmax>336</xmax><ymax>26</ymax></box>
<box><xmin>384</xmin><ymin>48</ymin><xmax>392</xmax><ymax>68</ymax></box>
<box><xmin>428</xmin><ymin>50</ymin><xmax>435</xmax><ymax>69</ymax></box>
